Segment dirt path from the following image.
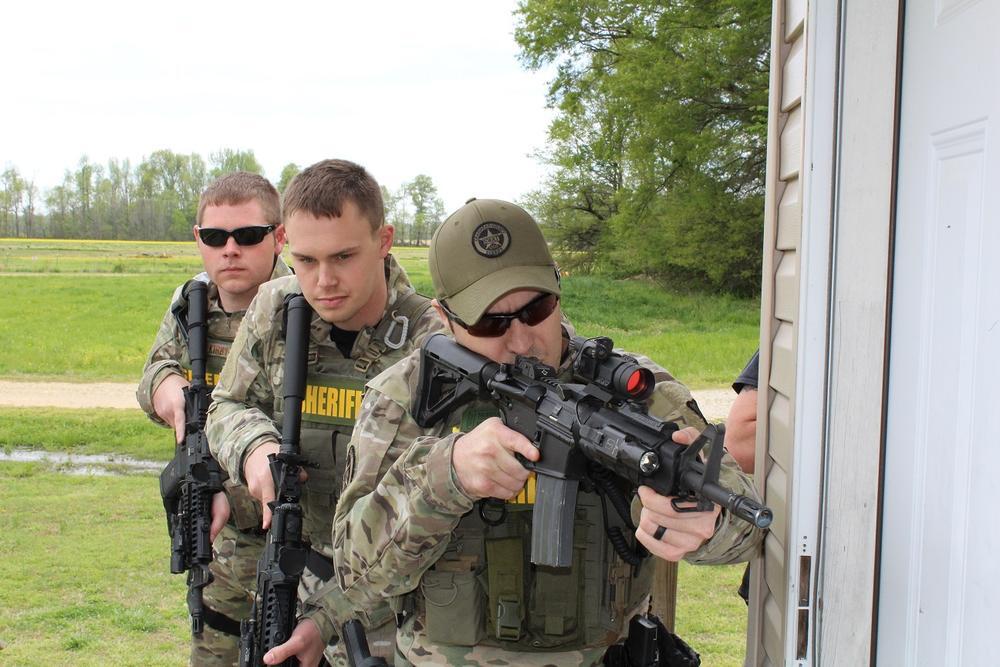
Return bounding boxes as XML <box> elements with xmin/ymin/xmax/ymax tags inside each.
<box><xmin>3</xmin><ymin>380</ymin><xmax>737</xmax><ymax>419</ymax></box>
<box><xmin>0</xmin><ymin>380</ymin><xmax>138</xmax><ymax>409</ymax></box>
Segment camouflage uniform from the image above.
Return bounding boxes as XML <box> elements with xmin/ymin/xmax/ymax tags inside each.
<box><xmin>205</xmin><ymin>255</ymin><xmax>445</xmax><ymax>663</ymax></box>
<box><xmin>330</xmin><ymin>328</ymin><xmax>765</xmax><ymax>666</ymax></box>
<box><xmin>137</xmin><ymin>258</ymin><xmax>291</xmax><ymax>666</ymax></box>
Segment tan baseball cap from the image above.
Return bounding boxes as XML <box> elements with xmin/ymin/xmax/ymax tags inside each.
<box><xmin>429</xmin><ymin>198</ymin><xmax>560</xmax><ymax>324</ymax></box>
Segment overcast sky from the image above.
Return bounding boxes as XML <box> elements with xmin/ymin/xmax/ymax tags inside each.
<box><xmin>1</xmin><ymin>0</ymin><xmax>556</xmax><ymax>214</ymax></box>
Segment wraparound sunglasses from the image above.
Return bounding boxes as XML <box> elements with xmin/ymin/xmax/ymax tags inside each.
<box><xmin>198</xmin><ymin>224</ymin><xmax>276</xmax><ymax>247</ymax></box>
<box><xmin>440</xmin><ymin>292</ymin><xmax>559</xmax><ymax>338</ymax></box>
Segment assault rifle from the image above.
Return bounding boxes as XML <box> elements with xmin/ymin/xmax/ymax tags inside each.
<box><xmin>240</xmin><ymin>295</ymin><xmax>313</xmax><ymax>667</ymax></box>
<box><xmin>414</xmin><ymin>333</ymin><xmax>773</xmax><ymax>568</ymax></box>
<box><xmin>159</xmin><ymin>278</ymin><xmax>225</xmax><ymax>635</ymax></box>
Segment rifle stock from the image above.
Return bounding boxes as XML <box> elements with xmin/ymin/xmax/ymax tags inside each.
<box><xmin>159</xmin><ymin>278</ymin><xmax>224</xmax><ymax>635</ymax></box>
<box><xmin>240</xmin><ymin>294</ymin><xmax>313</xmax><ymax>667</ymax></box>
<box><xmin>414</xmin><ymin>333</ymin><xmax>773</xmax><ymax>568</ymax></box>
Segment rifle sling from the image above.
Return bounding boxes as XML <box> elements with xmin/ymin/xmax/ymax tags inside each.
<box><xmin>201</xmin><ymin>606</ymin><xmax>242</xmax><ymax>637</ymax></box>
<box><xmin>306</xmin><ymin>548</ymin><xmax>335</xmax><ymax>582</ymax></box>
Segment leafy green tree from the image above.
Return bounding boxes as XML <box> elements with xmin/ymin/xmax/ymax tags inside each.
<box><xmin>515</xmin><ymin>0</ymin><xmax>769</xmax><ymax>294</ymax></box>
<box><xmin>74</xmin><ymin>157</ymin><xmax>101</xmax><ymax>238</ymax></box>
<box><xmin>381</xmin><ymin>185</ymin><xmax>411</xmax><ymax>244</ymax></box>
<box><xmin>135</xmin><ymin>150</ymin><xmax>207</xmax><ymax>239</ymax></box>
<box><xmin>209</xmin><ymin>149</ymin><xmax>263</xmax><ymax>178</ymax></box>
<box><xmin>403</xmin><ymin>175</ymin><xmax>445</xmax><ymax>246</ymax></box>
<box><xmin>23</xmin><ymin>180</ymin><xmax>38</xmax><ymax>238</ymax></box>
<box><xmin>103</xmin><ymin>158</ymin><xmax>133</xmax><ymax>239</ymax></box>
<box><xmin>45</xmin><ymin>173</ymin><xmax>77</xmax><ymax>238</ymax></box>
<box><xmin>277</xmin><ymin>163</ymin><xmax>300</xmax><ymax>193</ymax></box>
<box><xmin>1</xmin><ymin>167</ymin><xmax>26</xmax><ymax>237</ymax></box>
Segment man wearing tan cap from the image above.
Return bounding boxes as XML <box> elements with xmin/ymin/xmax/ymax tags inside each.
<box><xmin>325</xmin><ymin>198</ymin><xmax>764</xmax><ymax>666</ymax></box>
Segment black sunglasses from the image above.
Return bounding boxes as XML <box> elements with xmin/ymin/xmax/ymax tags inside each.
<box><xmin>441</xmin><ymin>292</ymin><xmax>559</xmax><ymax>338</ymax></box>
<box><xmin>198</xmin><ymin>224</ymin><xmax>276</xmax><ymax>248</ymax></box>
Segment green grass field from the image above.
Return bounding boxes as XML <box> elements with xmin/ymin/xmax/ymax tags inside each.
<box><xmin>0</xmin><ymin>238</ymin><xmax>757</xmax><ymax>665</ymax></box>
<box><xmin>0</xmin><ymin>463</ymin><xmax>190</xmax><ymax>666</ymax></box>
<box><xmin>1</xmin><ymin>408</ymin><xmax>749</xmax><ymax>666</ymax></box>
<box><xmin>0</xmin><ymin>239</ymin><xmax>757</xmax><ymax>385</ymax></box>
<box><xmin>0</xmin><ymin>458</ymin><xmax>747</xmax><ymax>666</ymax></box>
<box><xmin>0</xmin><ymin>407</ymin><xmax>169</xmax><ymax>461</ymax></box>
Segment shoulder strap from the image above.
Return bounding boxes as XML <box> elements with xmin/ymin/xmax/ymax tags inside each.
<box><xmin>377</xmin><ymin>290</ymin><xmax>433</xmax><ymax>350</ymax></box>
<box><xmin>354</xmin><ymin>291</ymin><xmax>433</xmax><ymax>373</ymax></box>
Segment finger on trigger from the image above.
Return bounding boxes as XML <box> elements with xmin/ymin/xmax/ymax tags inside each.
<box><xmin>506</xmin><ymin>431</ymin><xmax>539</xmax><ymax>461</ymax></box>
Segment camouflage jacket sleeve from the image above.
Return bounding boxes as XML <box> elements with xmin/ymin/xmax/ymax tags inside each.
<box><xmin>682</xmin><ymin>451</ymin><xmax>765</xmax><ymax>565</ymax></box>
<box><xmin>136</xmin><ymin>285</ymin><xmax>186</xmax><ymax>426</ymax></box>
<box><xmin>205</xmin><ymin>294</ymin><xmax>281</xmax><ymax>482</ymax></box>
<box><xmin>325</xmin><ymin>353</ymin><xmax>476</xmax><ymax>625</ymax></box>
<box><xmin>635</xmin><ymin>352</ymin><xmax>766</xmax><ymax>565</ymax></box>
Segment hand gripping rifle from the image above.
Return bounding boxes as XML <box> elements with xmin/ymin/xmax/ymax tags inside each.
<box><xmin>414</xmin><ymin>333</ymin><xmax>773</xmax><ymax>568</ymax></box>
<box><xmin>240</xmin><ymin>294</ymin><xmax>313</xmax><ymax>667</ymax></box>
<box><xmin>158</xmin><ymin>278</ymin><xmax>225</xmax><ymax>634</ymax></box>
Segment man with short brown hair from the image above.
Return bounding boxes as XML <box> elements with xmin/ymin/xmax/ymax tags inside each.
<box><xmin>206</xmin><ymin>159</ymin><xmax>445</xmax><ymax>665</ymax></box>
<box><xmin>137</xmin><ymin>171</ymin><xmax>290</xmax><ymax>665</ymax></box>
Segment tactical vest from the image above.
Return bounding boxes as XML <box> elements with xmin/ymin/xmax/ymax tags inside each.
<box><xmin>413</xmin><ymin>401</ymin><xmax>653</xmax><ymax>653</ymax></box>
<box><xmin>177</xmin><ymin>338</ymin><xmax>230</xmax><ymax>389</ymax></box>
<box><xmin>271</xmin><ymin>291</ymin><xmax>433</xmax><ymax>558</ymax></box>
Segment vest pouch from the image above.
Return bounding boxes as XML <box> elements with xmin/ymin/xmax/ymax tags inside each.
<box><xmin>301</xmin><ymin>488</ymin><xmax>337</xmax><ymax>556</ymax></box>
<box><xmin>299</xmin><ymin>425</ymin><xmax>339</xmax><ymax>494</ymax></box>
<box><xmin>527</xmin><ymin>547</ymin><xmax>583</xmax><ymax>646</ymax></box>
<box><xmin>485</xmin><ymin>536</ymin><xmax>525</xmax><ymax>642</ymax></box>
<box><xmin>223</xmin><ymin>478</ymin><xmax>263</xmax><ymax>533</ymax></box>
<box><xmin>421</xmin><ymin>566</ymin><xmax>486</xmax><ymax>646</ymax></box>
<box><xmin>298</xmin><ymin>426</ymin><xmax>340</xmax><ymax>553</ymax></box>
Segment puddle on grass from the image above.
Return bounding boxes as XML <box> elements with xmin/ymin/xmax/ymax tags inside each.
<box><xmin>0</xmin><ymin>449</ymin><xmax>162</xmax><ymax>476</ymax></box>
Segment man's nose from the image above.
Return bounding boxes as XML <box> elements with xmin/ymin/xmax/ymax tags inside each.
<box><xmin>505</xmin><ymin>318</ymin><xmax>535</xmax><ymax>356</ymax></box>
<box><xmin>222</xmin><ymin>236</ymin><xmax>242</xmax><ymax>255</ymax></box>
<box><xmin>317</xmin><ymin>263</ymin><xmax>337</xmax><ymax>287</ymax></box>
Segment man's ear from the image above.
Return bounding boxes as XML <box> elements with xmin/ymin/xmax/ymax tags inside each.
<box><xmin>192</xmin><ymin>225</ymin><xmax>201</xmax><ymax>243</ymax></box>
<box><xmin>430</xmin><ymin>300</ymin><xmax>453</xmax><ymax>330</ymax></box>
<box><xmin>377</xmin><ymin>224</ymin><xmax>395</xmax><ymax>257</ymax></box>
<box><xmin>272</xmin><ymin>223</ymin><xmax>287</xmax><ymax>254</ymax></box>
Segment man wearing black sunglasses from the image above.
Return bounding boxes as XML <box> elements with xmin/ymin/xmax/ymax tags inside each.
<box><xmin>323</xmin><ymin>199</ymin><xmax>765</xmax><ymax>666</ymax></box>
<box><xmin>137</xmin><ymin>171</ymin><xmax>291</xmax><ymax>665</ymax></box>
<box><xmin>204</xmin><ymin>159</ymin><xmax>446</xmax><ymax>665</ymax></box>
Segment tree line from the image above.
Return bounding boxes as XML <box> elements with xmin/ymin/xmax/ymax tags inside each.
<box><xmin>0</xmin><ymin>149</ymin><xmax>445</xmax><ymax>246</ymax></box>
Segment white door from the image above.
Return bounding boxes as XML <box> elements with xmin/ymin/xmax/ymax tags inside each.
<box><xmin>878</xmin><ymin>1</ymin><xmax>1000</xmax><ymax>665</ymax></box>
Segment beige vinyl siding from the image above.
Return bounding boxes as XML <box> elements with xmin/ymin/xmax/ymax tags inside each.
<box><xmin>749</xmin><ymin>0</ymin><xmax>901</xmax><ymax>662</ymax></box>
<box><xmin>747</xmin><ymin>0</ymin><xmax>807</xmax><ymax>663</ymax></box>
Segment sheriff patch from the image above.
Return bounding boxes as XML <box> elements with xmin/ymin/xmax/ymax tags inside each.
<box><xmin>183</xmin><ymin>368</ymin><xmax>222</xmax><ymax>387</ymax></box>
<box><xmin>181</xmin><ymin>339</ymin><xmax>229</xmax><ymax>388</ymax></box>
<box><xmin>300</xmin><ymin>375</ymin><xmax>367</xmax><ymax>427</ymax></box>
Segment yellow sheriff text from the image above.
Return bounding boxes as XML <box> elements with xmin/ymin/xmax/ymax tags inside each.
<box><xmin>302</xmin><ymin>384</ymin><xmax>364</xmax><ymax>422</ymax></box>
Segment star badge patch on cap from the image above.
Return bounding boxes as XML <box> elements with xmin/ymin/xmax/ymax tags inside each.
<box><xmin>472</xmin><ymin>222</ymin><xmax>511</xmax><ymax>258</ymax></box>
